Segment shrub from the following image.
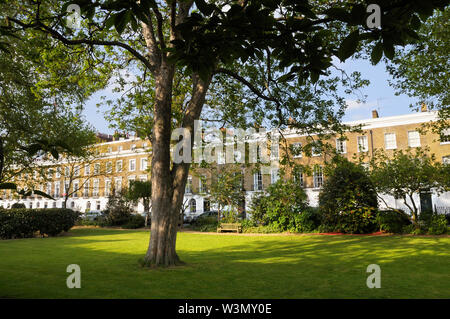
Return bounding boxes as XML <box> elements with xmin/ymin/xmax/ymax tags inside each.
<box><xmin>122</xmin><ymin>215</ymin><xmax>146</xmax><ymax>229</ymax></box>
<box><xmin>427</xmin><ymin>215</ymin><xmax>448</xmax><ymax>235</ymax></box>
<box><xmin>319</xmin><ymin>157</ymin><xmax>378</xmax><ymax>233</ymax></box>
<box><xmin>242</xmin><ymin>224</ymin><xmax>280</xmax><ymax>234</ymax></box>
<box><xmin>249</xmin><ymin>179</ymin><xmax>308</xmax><ymax>232</ymax></box>
<box><xmin>293</xmin><ymin>207</ymin><xmax>321</xmax><ymax>233</ymax></box>
<box><xmin>191</xmin><ymin>216</ymin><xmax>218</xmax><ymax>232</ymax></box>
<box><xmin>0</xmin><ymin>208</ymin><xmax>79</xmax><ymax>239</ymax></box>
<box><xmin>11</xmin><ymin>203</ymin><xmax>26</xmax><ymax>209</ymax></box>
<box><xmin>335</xmin><ymin>206</ymin><xmax>378</xmax><ymax>234</ymax></box>
<box><xmin>376</xmin><ymin>210</ymin><xmax>411</xmax><ymax>233</ymax></box>
<box><xmin>103</xmin><ymin>188</ymin><xmax>134</xmax><ymax>226</ymax></box>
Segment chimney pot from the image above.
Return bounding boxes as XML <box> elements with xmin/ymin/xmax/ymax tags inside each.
<box><xmin>372</xmin><ymin>110</ymin><xmax>379</xmax><ymax>118</ymax></box>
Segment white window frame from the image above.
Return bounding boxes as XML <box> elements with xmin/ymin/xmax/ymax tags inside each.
<box><xmin>83</xmin><ymin>181</ymin><xmax>90</xmax><ymax>198</ymax></box>
<box><xmin>384</xmin><ymin>133</ymin><xmax>397</xmax><ymax>150</ymax></box>
<box><xmin>105</xmin><ymin>179</ymin><xmax>111</xmax><ymax>197</ymax></box>
<box><xmin>271</xmin><ymin>142</ymin><xmax>279</xmax><ymax>160</ymax></box>
<box><xmin>186</xmin><ymin>176</ymin><xmax>192</xmax><ymax>194</ymax></box>
<box><xmin>116</xmin><ymin>160</ymin><xmax>123</xmax><ymax>173</ymax></box>
<box><xmin>93</xmin><ymin>179</ymin><xmax>99</xmax><ymax>197</ymax></box>
<box><xmin>313</xmin><ymin>166</ymin><xmax>323</xmax><ymax>188</ymax></box>
<box><xmin>336</xmin><ymin>139</ymin><xmax>347</xmax><ymax>154</ymax></box>
<box><xmin>106</xmin><ymin>161</ymin><xmax>112</xmax><ymax>174</ymax></box>
<box><xmin>270</xmin><ymin>168</ymin><xmax>279</xmax><ymax>184</ymax></box>
<box><xmin>253</xmin><ymin>171</ymin><xmax>263</xmax><ymax>191</ymax></box>
<box><xmin>73</xmin><ymin>180</ymin><xmax>79</xmax><ymax>198</ymax></box>
<box><xmin>408</xmin><ymin>131</ymin><xmax>421</xmax><ymax>147</ymax></box>
<box><xmin>440</xmin><ymin>129</ymin><xmax>450</xmax><ymax>144</ymax></box>
<box><xmin>357</xmin><ymin>136</ymin><xmax>369</xmax><ymax>152</ymax></box>
<box><xmin>129</xmin><ymin>159</ymin><xmax>136</xmax><ymax>172</ymax></box>
<box><xmin>94</xmin><ymin>163</ymin><xmax>100</xmax><ymax>175</ymax></box>
<box><xmin>140</xmin><ymin>158</ymin><xmax>148</xmax><ymax>171</ymax></box>
<box><xmin>84</xmin><ymin>164</ymin><xmax>90</xmax><ymax>176</ymax></box>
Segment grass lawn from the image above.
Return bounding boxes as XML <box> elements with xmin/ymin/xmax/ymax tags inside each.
<box><xmin>0</xmin><ymin>227</ymin><xmax>449</xmax><ymax>299</ymax></box>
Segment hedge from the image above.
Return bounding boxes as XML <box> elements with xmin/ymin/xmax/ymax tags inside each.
<box><xmin>0</xmin><ymin>208</ymin><xmax>80</xmax><ymax>239</ymax></box>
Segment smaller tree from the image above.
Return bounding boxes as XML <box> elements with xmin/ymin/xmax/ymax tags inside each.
<box><xmin>103</xmin><ymin>187</ymin><xmax>134</xmax><ymax>226</ymax></box>
<box><xmin>250</xmin><ymin>178</ymin><xmax>309</xmax><ymax>232</ymax></box>
<box><xmin>126</xmin><ymin>180</ymin><xmax>152</xmax><ymax>227</ymax></box>
<box><xmin>209</xmin><ymin>165</ymin><xmax>245</xmax><ymax>222</ymax></box>
<box><xmin>319</xmin><ymin>157</ymin><xmax>378</xmax><ymax>233</ymax></box>
<box><xmin>370</xmin><ymin>148</ymin><xmax>449</xmax><ymax>225</ymax></box>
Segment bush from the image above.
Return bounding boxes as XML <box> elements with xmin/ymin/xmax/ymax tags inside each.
<box><xmin>319</xmin><ymin>157</ymin><xmax>378</xmax><ymax>233</ymax></box>
<box><xmin>122</xmin><ymin>215</ymin><xmax>146</xmax><ymax>229</ymax></box>
<box><xmin>335</xmin><ymin>206</ymin><xmax>378</xmax><ymax>234</ymax></box>
<box><xmin>103</xmin><ymin>189</ymin><xmax>134</xmax><ymax>226</ymax></box>
<box><xmin>249</xmin><ymin>179</ymin><xmax>308</xmax><ymax>232</ymax></box>
<box><xmin>11</xmin><ymin>203</ymin><xmax>26</xmax><ymax>209</ymax></box>
<box><xmin>191</xmin><ymin>216</ymin><xmax>218</xmax><ymax>232</ymax></box>
<box><xmin>242</xmin><ymin>224</ymin><xmax>280</xmax><ymax>234</ymax></box>
<box><xmin>376</xmin><ymin>210</ymin><xmax>411</xmax><ymax>233</ymax></box>
<box><xmin>427</xmin><ymin>215</ymin><xmax>448</xmax><ymax>235</ymax></box>
<box><xmin>0</xmin><ymin>208</ymin><xmax>79</xmax><ymax>239</ymax></box>
<box><xmin>294</xmin><ymin>207</ymin><xmax>321</xmax><ymax>233</ymax></box>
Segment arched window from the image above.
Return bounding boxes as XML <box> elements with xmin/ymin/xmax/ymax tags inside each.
<box><xmin>86</xmin><ymin>201</ymin><xmax>91</xmax><ymax>211</ymax></box>
<box><xmin>189</xmin><ymin>199</ymin><xmax>196</xmax><ymax>213</ymax></box>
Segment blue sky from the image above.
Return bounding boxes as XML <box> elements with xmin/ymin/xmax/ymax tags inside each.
<box><xmin>82</xmin><ymin>58</ymin><xmax>419</xmax><ymax>134</ymax></box>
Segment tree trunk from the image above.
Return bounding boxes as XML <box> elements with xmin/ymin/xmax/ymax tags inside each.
<box><xmin>142</xmin><ymin>71</ymin><xmax>211</xmax><ymax>267</ymax></box>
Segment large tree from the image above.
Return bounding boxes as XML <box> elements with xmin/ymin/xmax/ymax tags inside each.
<box><xmin>386</xmin><ymin>6</ymin><xmax>449</xmax><ymax>133</ymax></box>
<box><xmin>369</xmin><ymin>147</ymin><xmax>449</xmax><ymax>224</ymax></box>
<box><xmin>3</xmin><ymin>0</ymin><xmax>448</xmax><ymax>266</ymax></box>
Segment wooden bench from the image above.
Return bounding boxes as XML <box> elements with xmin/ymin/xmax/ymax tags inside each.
<box><xmin>217</xmin><ymin>223</ymin><xmax>242</xmax><ymax>233</ymax></box>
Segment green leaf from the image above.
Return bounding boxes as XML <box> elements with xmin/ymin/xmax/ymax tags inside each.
<box><xmin>114</xmin><ymin>10</ymin><xmax>129</xmax><ymax>35</ymax></box>
<box><xmin>195</xmin><ymin>0</ymin><xmax>215</xmax><ymax>16</ymax></box>
<box><xmin>371</xmin><ymin>41</ymin><xmax>383</xmax><ymax>65</ymax></box>
<box><xmin>325</xmin><ymin>8</ymin><xmax>352</xmax><ymax>23</ymax></box>
<box><xmin>337</xmin><ymin>30</ymin><xmax>360</xmax><ymax>62</ymax></box>
<box><xmin>382</xmin><ymin>41</ymin><xmax>395</xmax><ymax>60</ymax></box>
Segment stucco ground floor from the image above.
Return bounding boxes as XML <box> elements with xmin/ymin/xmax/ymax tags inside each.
<box><xmin>1</xmin><ymin>189</ymin><xmax>449</xmax><ymax>217</ymax></box>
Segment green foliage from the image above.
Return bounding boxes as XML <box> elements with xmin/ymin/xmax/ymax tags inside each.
<box><xmin>209</xmin><ymin>166</ymin><xmax>244</xmax><ymax>215</ymax></box>
<box><xmin>294</xmin><ymin>207</ymin><xmax>322</xmax><ymax>233</ymax></box>
<box><xmin>319</xmin><ymin>157</ymin><xmax>378</xmax><ymax>232</ymax></box>
<box><xmin>191</xmin><ymin>216</ymin><xmax>218</xmax><ymax>232</ymax></box>
<box><xmin>122</xmin><ymin>215</ymin><xmax>146</xmax><ymax>229</ymax></box>
<box><xmin>370</xmin><ymin>148</ymin><xmax>448</xmax><ymax>223</ymax></box>
<box><xmin>242</xmin><ymin>224</ymin><xmax>280</xmax><ymax>234</ymax></box>
<box><xmin>103</xmin><ymin>189</ymin><xmax>134</xmax><ymax>226</ymax></box>
<box><xmin>0</xmin><ymin>208</ymin><xmax>79</xmax><ymax>239</ymax></box>
<box><xmin>11</xmin><ymin>203</ymin><xmax>26</xmax><ymax>209</ymax></box>
<box><xmin>387</xmin><ymin>8</ymin><xmax>449</xmax><ymax>124</ymax></box>
<box><xmin>221</xmin><ymin>210</ymin><xmax>239</xmax><ymax>223</ymax></box>
<box><xmin>376</xmin><ymin>210</ymin><xmax>412</xmax><ymax>234</ymax></box>
<box><xmin>427</xmin><ymin>215</ymin><xmax>448</xmax><ymax>235</ymax></box>
<box><xmin>335</xmin><ymin>206</ymin><xmax>378</xmax><ymax>234</ymax></box>
<box><xmin>249</xmin><ymin>179</ymin><xmax>308</xmax><ymax>232</ymax></box>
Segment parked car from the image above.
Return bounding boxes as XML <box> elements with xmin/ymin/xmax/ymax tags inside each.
<box><xmin>81</xmin><ymin>210</ymin><xmax>103</xmax><ymax>221</ymax></box>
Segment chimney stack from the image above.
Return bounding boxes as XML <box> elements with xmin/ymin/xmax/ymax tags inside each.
<box><xmin>372</xmin><ymin>110</ymin><xmax>379</xmax><ymax>118</ymax></box>
<box><xmin>421</xmin><ymin>103</ymin><xmax>427</xmax><ymax>112</ymax></box>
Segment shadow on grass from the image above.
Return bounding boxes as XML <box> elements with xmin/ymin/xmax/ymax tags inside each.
<box><xmin>0</xmin><ymin>229</ymin><xmax>448</xmax><ymax>298</ymax></box>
